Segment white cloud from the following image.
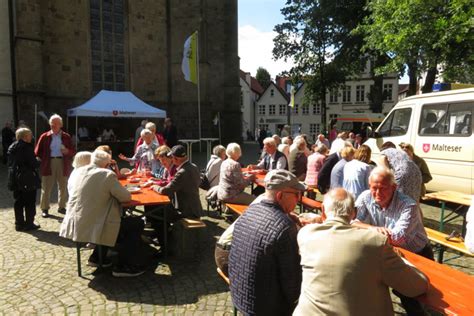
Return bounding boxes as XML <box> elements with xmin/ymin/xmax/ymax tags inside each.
<box><xmin>238</xmin><ymin>25</ymin><xmax>294</xmax><ymax>79</ymax></box>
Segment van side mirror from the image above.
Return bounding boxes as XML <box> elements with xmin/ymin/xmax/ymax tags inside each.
<box><xmin>366</xmin><ymin>126</ymin><xmax>380</xmax><ymax>138</ymax></box>
<box><xmin>366</xmin><ymin>126</ymin><xmax>373</xmax><ymax>137</ymax></box>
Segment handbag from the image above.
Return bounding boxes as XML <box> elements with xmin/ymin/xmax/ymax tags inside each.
<box><xmin>199</xmin><ymin>172</ymin><xmax>211</xmax><ymax>190</ymax></box>
<box><xmin>7</xmin><ymin>164</ymin><xmax>17</xmax><ymax>191</ymax></box>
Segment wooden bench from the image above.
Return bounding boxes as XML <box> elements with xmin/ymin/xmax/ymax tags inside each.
<box><xmin>425</xmin><ymin>227</ymin><xmax>473</xmax><ymax>263</ymax></box>
<box><xmin>225</xmin><ymin>203</ymin><xmax>248</xmax><ymax>216</ymax></box>
<box><xmin>171</xmin><ymin>218</ymin><xmax>207</xmax><ymax>260</ymax></box>
<box><xmin>217</xmin><ymin>268</ymin><xmax>237</xmax><ymax>316</ymax></box>
<box><xmin>299</xmin><ymin>196</ymin><xmax>322</xmax><ymax>213</ymax></box>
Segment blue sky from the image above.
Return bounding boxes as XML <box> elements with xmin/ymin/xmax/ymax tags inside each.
<box><xmin>238</xmin><ymin>0</ymin><xmax>286</xmax><ymax>32</ymax></box>
<box><xmin>238</xmin><ymin>0</ymin><xmax>408</xmax><ymax>83</ymax></box>
<box><xmin>238</xmin><ymin>0</ymin><xmax>292</xmax><ymax>78</ymax></box>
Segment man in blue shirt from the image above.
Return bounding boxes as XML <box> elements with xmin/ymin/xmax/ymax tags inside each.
<box><xmin>354</xmin><ymin>166</ymin><xmax>432</xmax><ymax>315</ymax></box>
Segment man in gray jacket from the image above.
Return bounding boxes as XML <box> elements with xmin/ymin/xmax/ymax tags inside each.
<box><xmin>294</xmin><ymin>188</ymin><xmax>428</xmax><ymax>315</ymax></box>
<box><xmin>60</xmin><ymin>150</ymin><xmax>145</xmax><ymax>277</ymax></box>
<box><xmin>152</xmin><ymin>145</ymin><xmax>203</xmax><ymax>253</ymax></box>
<box><xmin>153</xmin><ymin>145</ymin><xmax>202</xmax><ymax>219</ymax></box>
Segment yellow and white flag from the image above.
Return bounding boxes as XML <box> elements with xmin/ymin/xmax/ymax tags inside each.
<box><xmin>289</xmin><ymin>85</ymin><xmax>295</xmax><ymax>107</ymax></box>
<box><xmin>181</xmin><ymin>31</ymin><xmax>198</xmax><ymax>84</ymax></box>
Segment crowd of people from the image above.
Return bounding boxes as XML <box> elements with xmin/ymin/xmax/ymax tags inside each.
<box><xmin>4</xmin><ymin>115</ymin><xmax>473</xmax><ymax>312</ymax></box>
<box><xmin>6</xmin><ymin>114</ymin><xmax>193</xmax><ymax>277</ymax></box>
<box><xmin>207</xmin><ymin>128</ymin><xmax>458</xmax><ymax>316</ymax></box>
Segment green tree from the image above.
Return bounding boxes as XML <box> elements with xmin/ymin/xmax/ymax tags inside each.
<box><xmin>358</xmin><ymin>0</ymin><xmax>473</xmax><ymax>96</ymax></box>
<box><xmin>273</xmin><ymin>0</ymin><xmax>371</xmax><ymax>129</ymax></box>
<box><xmin>255</xmin><ymin>67</ymin><xmax>271</xmax><ymax>89</ymax></box>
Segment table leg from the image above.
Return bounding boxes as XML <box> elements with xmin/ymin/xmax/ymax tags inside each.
<box><xmin>163</xmin><ymin>207</ymin><xmax>168</xmax><ymax>258</ymax></box>
<box><xmin>206</xmin><ymin>141</ymin><xmax>211</xmax><ymax>161</ymax></box>
<box><xmin>439</xmin><ymin>201</ymin><xmax>445</xmax><ymax>232</ymax></box>
<box><xmin>189</xmin><ymin>143</ymin><xmax>193</xmax><ymax>163</ymax></box>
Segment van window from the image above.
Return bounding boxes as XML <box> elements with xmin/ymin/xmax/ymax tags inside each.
<box><xmin>378</xmin><ymin>108</ymin><xmax>411</xmax><ymax>137</ymax></box>
<box><xmin>341</xmin><ymin>122</ymin><xmax>352</xmax><ymax>131</ymax></box>
<box><xmin>419</xmin><ymin>102</ymin><xmax>472</xmax><ymax>136</ymax></box>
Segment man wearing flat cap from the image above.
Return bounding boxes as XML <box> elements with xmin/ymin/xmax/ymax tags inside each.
<box><xmin>153</xmin><ymin>145</ymin><xmax>202</xmax><ymax>219</ymax></box>
<box><xmin>229</xmin><ymin>169</ymin><xmax>305</xmax><ymax>316</ymax></box>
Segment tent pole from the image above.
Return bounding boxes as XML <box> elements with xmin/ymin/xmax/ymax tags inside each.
<box><xmin>75</xmin><ymin>115</ymin><xmax>78</xmax><ymax>151</ymax></box>
<box><xmin>196</xmin><ymin>31</ymin><xmax>202</xmax><ymax>152</ymax></box>
<box><xmin>218</xmin><ymin>112</ymin><xmax>221</xmax><ymax>144</ymax></box>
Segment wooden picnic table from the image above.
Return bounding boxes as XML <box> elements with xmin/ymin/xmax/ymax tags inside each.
<box><xmin>119</xmin><ymin>176</ymin><xmax>171</xmax><ymax>207</ymax></box>
<box><xmin>399</xmin><ymin>247</ymin><xmax>474</xmax><ymax>315</ymax></box>
<box><xmin>119</xmin><ymin>176</ymin><xmax>171</xmax><ymax>255</ymax></box>
<box><xmin>225</xmin><ymin>203</ymin><xmax>248</xmax><ymax>216</ymax></box>
<box><xmin>424</xmin><ymin>190</ymin><xmax>472</xmax><ymax>232</ymax></box>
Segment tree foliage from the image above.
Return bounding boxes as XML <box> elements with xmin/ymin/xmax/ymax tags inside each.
<box><xmin>255</xmin><ymin>67</ymin><xmax>272</xmax><ymax>89</ymax></box>
<box><xmin>358</xmin><ymin>0</ymin><xmax>473</xmax><ymax>95</ymax></box>
<box><xmin>273</xmin><ymin>0</ymin><xmax>370</xmax><ymax>129</ymax></box>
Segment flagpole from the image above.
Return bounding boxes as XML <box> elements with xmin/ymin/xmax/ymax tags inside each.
<box><xmin>196</xmin><ymin>31</ymin><xmax>202</xmax><ymax>152</ymax></box>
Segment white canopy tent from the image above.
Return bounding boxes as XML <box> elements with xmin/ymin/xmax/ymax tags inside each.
<box><xmin>67</xmin><ymin>90</ymin><xmax>166</xmax><ymax>147</ymax></box>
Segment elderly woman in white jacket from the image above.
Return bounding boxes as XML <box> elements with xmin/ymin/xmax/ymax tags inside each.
<box><xmin>205</xmin><ymin>145</ymin><xmax>226</xmax><ymax>188</ymax></box>
<box><xmin>60</xmin><ymin>150</ymin><xmax>146</xmax><ymax>277</ymax></box>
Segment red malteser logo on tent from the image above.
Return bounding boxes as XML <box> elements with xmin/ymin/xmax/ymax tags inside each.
<box><xmin>422</xmin><ymin>143</ymin><xmax>430</xmax><ymax>153</ymax></box>
<box><xmin>112</xmin><ymin>110</ymin><xmax>118</xmax><ymax>116</ymax></box>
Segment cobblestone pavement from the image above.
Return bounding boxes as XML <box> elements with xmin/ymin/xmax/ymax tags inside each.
<box><xmin>0</xmin><ymin>143</ymin><xmax>472</xmax><ymax>315</ymax></box>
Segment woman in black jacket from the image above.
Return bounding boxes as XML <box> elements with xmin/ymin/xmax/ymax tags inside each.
<box><xmin>8</xmin><ymin>127</ymin><xmax>41</xmax><ymax>231</ymax></box>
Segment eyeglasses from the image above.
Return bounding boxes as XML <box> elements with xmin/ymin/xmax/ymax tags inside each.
<box><xmin>281</xmin><ymin>191</ymin><xmax>302</xmax><ymax>199</ymax></box>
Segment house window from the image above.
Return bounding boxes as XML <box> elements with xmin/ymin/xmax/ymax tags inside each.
<box><xmin>302</xmin><ymin>104</ymin><xmax>309</xmax><ymax>115</ymax></box>
<box><xmin>329</xmin><ymin>89</ymin><xmax>338</xmax><ymax>103</ymax></box>
<box><xmin>309</xmin><ymin>123</ymin><xmax>321</xmax><ymax>135</ymax></box>
<box><xmin>383</xmin><ymin>84</ymin><xmax>393</xmax><ymax>101</ymax></box>
<box><xmin>258</xmin><ymin>104</ymin><xmax>266</xmax><ymax>115</ymax></box>
<box><xmin>269</xmin><ymin>104</ymin><xmax>276</xmax><ymax>115</ymax></box>
<box><xmin>279</xmin><ymin>104</ymin><xmax>286</xmax><ymax>115</ymax></box>
<box><xmin>292</xmin><ymin>104</ymin><xmax>299</xmax><ymax>114</ymax></box>
<box><xmin>342</xmin><ymin>85</ymin><xmax>351</xmax><ymax>102</ymax></box>
<box><xmin>270</xmin><ymin>89</ymin><xmax>274</xmax><ymax>97</ymax></box>
<box><xmin>313</xmin><ymin>103</ymin><xmax>321</xmax><ymax>114</ymax></box>
<box><xmin>90</xmin><ymin>0</ymin><xmax>126</xmax><ymax>92</ymax></box>
<box><xmin>240</xmin><ymin>91</ymin><xmax>243</xmax><ymax>107</ymax></box>
<box><xmin>356</xmin><ymin>85</ymin><xmax>365</xmax><ymax>102</ymax></box>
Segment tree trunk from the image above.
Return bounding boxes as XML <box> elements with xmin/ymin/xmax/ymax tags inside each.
<box><xmin>370</xmin><ymin>75</ymin><xmax>384</xmax><ymax>113</ymax></box>
<box><xmin>407</xmin><ymin>62</ymin><xmax>418</xmax><ymax>96</ymax></box>
<box><xmin>368</xmin><ymin>54</ymin><xmax>389</xmax><ymax>113</ymax></box>
<box><xmin>422</xmin><ymin>65</ymin><xmax>437</xmax><ymax>94</ymax></box>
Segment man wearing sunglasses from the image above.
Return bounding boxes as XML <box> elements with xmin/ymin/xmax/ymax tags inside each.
<box><xmin>229</xmin><ymin>169</ymin><xmax>306</xmax><ymax>316</ymax></box>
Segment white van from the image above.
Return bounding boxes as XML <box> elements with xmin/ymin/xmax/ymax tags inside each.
<box><xmin>364</xmin><ymin>88</ymin><xmax>474</xmax><ymax>194</ymax></box>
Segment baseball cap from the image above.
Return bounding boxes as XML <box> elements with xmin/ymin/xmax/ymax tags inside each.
<box><xmin>264</xmin><ymin>169</ymin><xmax>306</xmax><ymax>191</ymax></box>
<box><xmin>167</xmin><ymin>145</ymin><xmax>187</xmax><ymax>158</ymax></box>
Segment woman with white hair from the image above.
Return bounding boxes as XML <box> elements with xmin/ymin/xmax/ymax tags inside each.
<box><xmin>204</xmin><ymin>145</ymin><xmax>227</xmax><ymax>189</ymax></box>
<box><xmin>119</xmin><ymin>129</ymin><xmax>159</xmax><ymax>174</ymax></box>
<box><xmin>135</xmin><ymin>121</ymin><xmax>165</xmax><ymax>149</ymax></box>
<box><xmin>288</xmin><ymin>136</ymin><xmax>308</xmax><ymax>180</ymax></box>
<box><xmin>67</xmin><ymin>151</ymin><xmax>92</xmax><ymax>194</ymax></box>
<box><xmin>217</xmin><ymin>143</ymin><xmax>256</xmax><ymax>205</ymax></box>
<box><xmin>7</xmin><ymin>127</ymin><xmax>41</xmax><ymax>231</ymax></box>
<box><xmin>278</xmin><ymin>144</ymin><xmax>290</xmax><ymax>159</ymax></box>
